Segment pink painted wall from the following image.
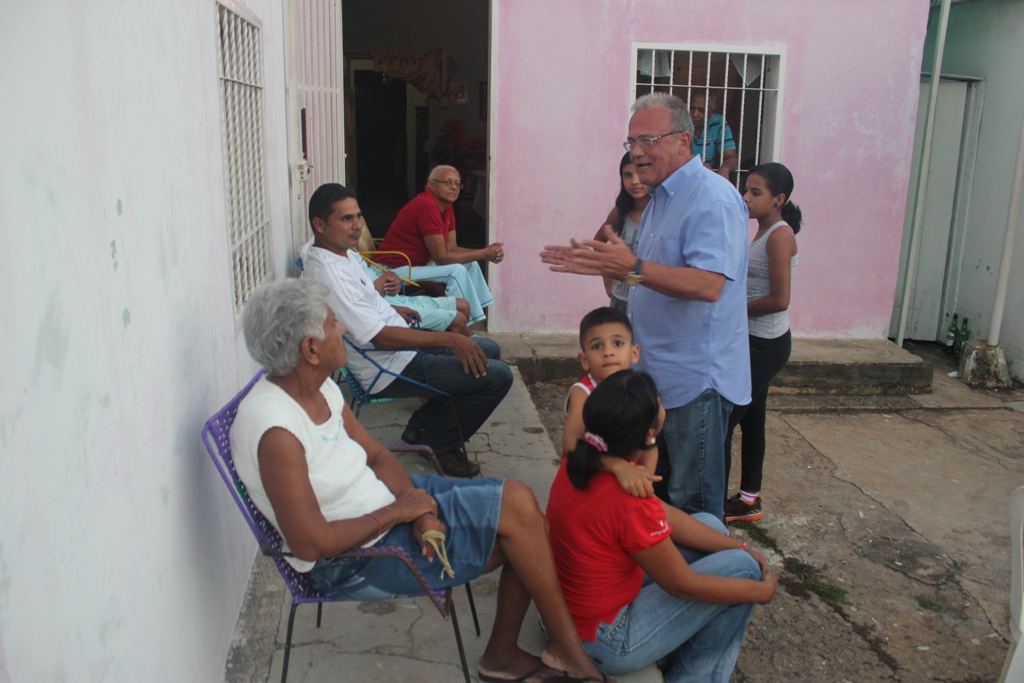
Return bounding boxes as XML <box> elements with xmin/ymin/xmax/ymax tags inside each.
<box><xmin>489</xmin><ymin>0</ymin><xmax>930</xmax><ymax>336</ymax></box>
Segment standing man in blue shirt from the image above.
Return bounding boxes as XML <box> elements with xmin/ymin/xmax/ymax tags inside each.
<box><xmin>540</xmin><ymin>93</ymin><xmax>750</xmax><ymax>520</ymax></box>
<box><xmin>690</xmin><ymin>91</ymin><xmax>738</xmax><ymax>181</ymax></box>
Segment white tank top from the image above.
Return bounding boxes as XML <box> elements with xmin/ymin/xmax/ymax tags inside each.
<box><xmin>746</xmin><ymin>221</ymin><xmax>798</xmax><ymax>339</ymax></box>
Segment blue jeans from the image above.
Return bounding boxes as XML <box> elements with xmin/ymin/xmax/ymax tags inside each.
<box><xmin>309</xmin><ymin>475</ymin><xmax>503</xmax><ymax>600</ymax></box>
<box><xmin>583</xmin><ymin>514</ymin><xmax>758</xmax><ymax>683</ymax></box>
<box><xmin>662</xmin><ymin>388</ymin><xmax>733</xmax><ymax>520</ymax></box>
<box><xmin>373</xmin><ymin>338</ymin><xmax>513</xmax><ymax>455</ymax></box>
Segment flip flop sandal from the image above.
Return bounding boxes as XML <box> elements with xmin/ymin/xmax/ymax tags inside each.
<box><xmin>476</xmin><ymin>664</ymin><xmax>549</xmax><ymax>683</ymax></box>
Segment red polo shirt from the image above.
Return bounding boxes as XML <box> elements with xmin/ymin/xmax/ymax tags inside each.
<box><xmin>377</xmin><ymin>190</ymin><xmax>455</xmax><ymax>267</ymax></box>
<box><xmin>547</xmin><ymin>459</ymin><xmax>671</xmax><ymax>641</ymax></box>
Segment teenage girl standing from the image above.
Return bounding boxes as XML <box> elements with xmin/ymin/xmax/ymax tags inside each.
<box><xmin>597</xmin><ymin>152</ymin><xmax>652</xmax><ymax>312</ymax></box>
<box><xmin>723</xmin><ymin>163</ymin><xmax>801</xmax><ymax>523</ymax></box>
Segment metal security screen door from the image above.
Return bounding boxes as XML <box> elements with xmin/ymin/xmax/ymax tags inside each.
<box><xmin>631</xmin><ymin>45</ymin><xmax>784</xmax><ymax>189</ymax></box>
<box><xmin>286</xmin><ymin>0</ymin><xmax>345</xmax><ymax>252</ymax></box>
<box><xmin>217</xmin><ymin>1</ymin><xmax>272</xmax><ymax>313</ymax></box>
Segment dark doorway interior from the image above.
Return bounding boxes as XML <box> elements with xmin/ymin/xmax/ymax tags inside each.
<box><xmin>354</xmin><ymin>70</ymin><xmax>408</xmax><ymax>235</ymax></box>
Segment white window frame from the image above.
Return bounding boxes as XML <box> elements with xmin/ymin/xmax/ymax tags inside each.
<box><xmin>629</xmin><ymin>42</ymin><xmax>787</xmax><ymax>188</ymax></box>
<box><xmin>217</xmin><ymin>0</ymin><xmax>273</xmax><ymax>314</ymax></box>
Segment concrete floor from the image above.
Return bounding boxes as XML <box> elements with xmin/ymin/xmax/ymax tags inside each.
<box><xmin>222</xmin><ymin>342</ymin><xmax>1024</xmax><ymax>683</ymax></box>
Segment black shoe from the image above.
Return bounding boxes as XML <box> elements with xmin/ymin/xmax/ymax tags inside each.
<box><xmin>430</xmin><ymin>450</ymin><xmax>481</xmax><ymax>478</ymax></box>
<box><xmin>401</xmin><ymin>424</ymin><xmax>423</xmax><ymax>445</ymax></box>
<box><xmin>724</xmin><ymin>495</ymin><xmax>763</xmax><ymax>523</ymax></box>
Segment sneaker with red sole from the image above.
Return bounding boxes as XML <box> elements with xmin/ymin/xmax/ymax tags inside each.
<box><xmin>724</xmin><ymin>494</ymin><xmax>763</xmax><ymax>523</ymax></box>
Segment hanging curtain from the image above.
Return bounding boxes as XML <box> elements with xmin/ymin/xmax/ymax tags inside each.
<box><xmin>370</xmin><ymin>48</ymin><xmax>457</xmax><ymax>106</ymax></box>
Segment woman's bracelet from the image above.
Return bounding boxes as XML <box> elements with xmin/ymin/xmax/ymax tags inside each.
<box><xmin>367</xmin><ymin>512</ymin><xmax>383</xmax><ymax>537</ymax></box>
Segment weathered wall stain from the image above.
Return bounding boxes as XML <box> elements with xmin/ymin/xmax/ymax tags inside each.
<box><xmin>32</xmin><ymin>290</ymin><xmax>70</xmax><ymax>382</ymax></box>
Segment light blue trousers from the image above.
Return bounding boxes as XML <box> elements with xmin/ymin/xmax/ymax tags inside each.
<box><xmin>392</xmin><ymin>261</ymin><xmax>493</xmax><ymax>324</ymax></box>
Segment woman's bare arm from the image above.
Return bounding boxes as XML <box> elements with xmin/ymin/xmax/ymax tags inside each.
<box><xmin>747</xmin><ymin>228</ymin><xmax>796</xmax><ymax>317</ymax></box>
<box><xmin>633</xmin><ymin>537</ymin><xmax>776</xmax><ymax>604</ymax></box>
<box><xmin>257</xmin><ymin>412</ymin><xmax>435</xmax><ymax>562</ymax></box>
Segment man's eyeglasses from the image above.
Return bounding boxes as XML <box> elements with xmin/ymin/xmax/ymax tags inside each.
<box><xmin>432</xmin><ymin>179</ymin><xmax>464</xmax><ymax>189</ymax></box>
<box><xmin>622</xmin><ymin>131</ymin><xmax>684</xmax><ymax>152</ymax></box>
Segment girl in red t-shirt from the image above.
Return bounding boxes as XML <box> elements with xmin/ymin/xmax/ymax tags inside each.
<box><xmin>547</xmin><ymin>370</ymin><xmax>777</xmax><ymax>683</ymax></box>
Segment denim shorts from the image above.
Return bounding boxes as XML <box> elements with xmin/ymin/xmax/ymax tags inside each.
<box><xmin>308</xmin><ymin>475</ymin><xmax>504</xmax><ymax>600</ymax></box>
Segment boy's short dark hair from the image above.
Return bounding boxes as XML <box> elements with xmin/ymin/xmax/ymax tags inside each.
<box><xmin>579</xmin><ymin>306</ymin><xmax>633</xmax><ymax>347</ymax></box>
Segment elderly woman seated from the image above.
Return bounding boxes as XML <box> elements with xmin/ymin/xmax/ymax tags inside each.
<box><xmin>230</xmin><ymin>278</ymin><xmax>610</xmax><ymax>683</ymax></box>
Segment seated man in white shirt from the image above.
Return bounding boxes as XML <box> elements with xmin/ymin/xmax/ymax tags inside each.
<box><xmin>301</xmin><ymin>183</ymin><xmax>513</xmax><ymax>477</ymax></box>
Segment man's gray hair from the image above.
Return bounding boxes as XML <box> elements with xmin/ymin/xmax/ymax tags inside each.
<box><xmin>428</xmin><ymin>165</ymin><xmax>459</xmax><ymax>184</ymax></box>
<box><xmin>241</xmin><ymin>279</ymin><xmax>331</xmax><ymax>377</ymax></box>
<box><xmin>690</xmin><ymin>90</ymin><xmax>717</xmax><ymax>111</ymax></box>
<box><xmin>632</xmin><ymin>92</ymin><xmax>693</xmax><ymax>137</ymax></box>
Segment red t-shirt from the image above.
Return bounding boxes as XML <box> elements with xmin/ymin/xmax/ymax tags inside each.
<box><xmin>377</xmin><ymin>191</ymin><xmax>456</xmax><ymax>267</ymax></box>
<box><xmin>547</xmin><ymin>459</ymin><xmax>672</xmax><ymax>641</ymax></box>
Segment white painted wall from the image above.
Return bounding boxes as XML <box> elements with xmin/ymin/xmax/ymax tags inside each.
<box><xmin>0</xmin><ymin>1</ymin><xmax>293</xmax><ymax>679</ymax></box>
<box><xmin>925</xmin><ymin>0</ymin><xmax>1024</xmax><ymax>379</ymax></box>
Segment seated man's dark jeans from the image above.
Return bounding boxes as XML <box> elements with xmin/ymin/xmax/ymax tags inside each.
<box><xmin>371</xmin><ymin>338</ymin><xmax>514</xmax><ymax>455</ymax></box>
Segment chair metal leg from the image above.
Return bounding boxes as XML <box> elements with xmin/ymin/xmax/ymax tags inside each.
<box><xmin>282</xmin><ymin>603</ymin><xmax>299</xmax><ymax>683</ymax></box>
<box><xmin>316</xmin><ymin>602</ymin><xmax>323</xmax><ymax>628</ymax></box>
<box><xmin>447</xmin><ymin>590</ymin><xmax>472</xmax><ymax>683</ymax></box>
<box><xmin>448</xmin><ymin>398</ymin><xmax>478</xmax><ymax>476</ymax></box>
<box><xmin>464</xmin><ymin>583</ymin><xmax>481</xmax><ymax>636</ymax></box>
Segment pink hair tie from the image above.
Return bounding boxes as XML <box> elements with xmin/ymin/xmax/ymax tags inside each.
<box><xmin>583</xmin><ymin>431</ymin><xmax>608</xmax><ymax>452</ymax></box>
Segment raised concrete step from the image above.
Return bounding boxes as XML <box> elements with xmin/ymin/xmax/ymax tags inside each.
<box><xmin>485</xmin><ymin>334</ymin><xmax>932</xmax><ymax>396</ymax></box>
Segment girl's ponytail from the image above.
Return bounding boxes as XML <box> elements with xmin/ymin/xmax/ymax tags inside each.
<box><xmin>566</xmin><ymin>439</ymin><xmax>605</xmax><ymax>490</ymax></box>
<box><xmin>781</xmin><ymin>200</ymin><xmax>802</xmax><ymax>234</ymax></box>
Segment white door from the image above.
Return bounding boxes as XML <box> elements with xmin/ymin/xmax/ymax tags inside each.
<box><xmin>891</xmin><ymin>80</ymin><xmax>968</xmax><ymax>341</ymax></box>
<box><xmin>285</xmin><ymin>0</ymin><xmax>345</xmax><ymax>262</ymax></box>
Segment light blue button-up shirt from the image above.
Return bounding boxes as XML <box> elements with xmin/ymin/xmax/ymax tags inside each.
<box><xmin>629</xmin><ymin>155</ymin><xmax>751</xmax><ymax>409</ymax></box>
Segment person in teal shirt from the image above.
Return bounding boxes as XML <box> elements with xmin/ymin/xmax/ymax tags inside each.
<box><xmin>690</xmin><ymin>92</ymin><xmax>738</xmax><ymax>180</ymax></box>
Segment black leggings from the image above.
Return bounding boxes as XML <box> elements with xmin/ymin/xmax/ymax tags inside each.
<box><xmin>724</xmin><ymin>330</ymin><xmax>791</xmax><ymax>494</ymax></box>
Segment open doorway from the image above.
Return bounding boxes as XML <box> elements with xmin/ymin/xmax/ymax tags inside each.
<box><xmin>342</xmin><ymin>0</ymin><xmax>489</xmax><ymax>247</ymax></box>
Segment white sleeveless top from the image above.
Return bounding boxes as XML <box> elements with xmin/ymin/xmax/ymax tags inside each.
<box><xmin>230</xmin><ymin>376</ymin><xmax>397</xmax><ymax>572</ymax></box>
<box><xmin>746</xmin><ymin>221</ymin><xmax>798</xmax><ymax>340</ymax></box>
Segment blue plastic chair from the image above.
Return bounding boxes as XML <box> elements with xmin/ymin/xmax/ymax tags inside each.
<box><xmin>338</xmin><ymin>336</ymin><xmax>474</xmax><ymax>469</ymax></box>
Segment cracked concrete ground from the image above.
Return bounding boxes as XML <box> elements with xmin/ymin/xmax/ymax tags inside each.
<box><xmin>224</xmin><ymin>343</ymin><xmax>1023</xmax><ymax>683</ymax></box>
<box><xmin>528</xmin><ymin>344</ymin><xmax>1023</xmax><ymax>683</ymax></box>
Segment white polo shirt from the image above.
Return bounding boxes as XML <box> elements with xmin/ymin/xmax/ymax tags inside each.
<box><xmin>302</xmin><ymin>246</ymin><xmax>416</xmax><ymax>393</ymax></box>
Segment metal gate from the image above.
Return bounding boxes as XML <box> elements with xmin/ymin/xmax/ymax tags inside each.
<box><xmin>286</xmin><ymin>0</ymin><xmax>345</xmax><ymax>258</ymax></box>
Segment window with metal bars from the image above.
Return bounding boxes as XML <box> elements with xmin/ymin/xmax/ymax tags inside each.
<box><xmin>217</xmin><ymin>2</ymin><xmax>272</xmax><ymax>313</ymax></box>
<box><xmin>633</xmin><ymin>46</ymin><xmax>783</xmax><ymax>189</ymax></box>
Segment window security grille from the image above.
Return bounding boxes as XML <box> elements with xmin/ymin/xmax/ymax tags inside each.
<box><xmin>633</xmin><ymin>46</ymin><xmax>783</xmax><ymax>188</ymax></box>
<box><xmin>218</xmin><ymin>2</ymin><xmax>271</xmax><ymax>313</ymax></box>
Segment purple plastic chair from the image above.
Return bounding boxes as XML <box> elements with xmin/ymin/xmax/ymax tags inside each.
<box><xmin>202</xmin><ymin>371</ymin><xmax>480</xmax><ymax>683</ymax></box>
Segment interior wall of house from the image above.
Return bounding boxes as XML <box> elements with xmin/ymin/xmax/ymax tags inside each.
<box><xmin>924</xmin><ymin>0</ymin><xmax>1024</xmax><ymax>380</ymax></box>
<box><xmin>0</xmin><ymin>1</ymin><xmax>293</xmax><ymax>679</ymax></box>
<box><xmin>488</xmin><ymin>0</ymin><xmax>932</xmax><ymax>337</ymax></box>
<box><xmin>342</xmin><ymin>0</ymin><xmax>489</xmax><ymax>186</ymax></box>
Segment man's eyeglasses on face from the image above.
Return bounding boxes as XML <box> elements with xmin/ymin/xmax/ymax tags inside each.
<box><xmin>433</xmin><ymin>179</ymin><xmax>464</xmax><ymax>189</ymax></box>
<box><xmin>623</xmin><ymin>130</ymin><xmax>685</xmax><ymax>152</ymax></box>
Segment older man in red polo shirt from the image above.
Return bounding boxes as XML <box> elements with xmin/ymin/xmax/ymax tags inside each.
<box><xmin>378</xmin><ymin>165</ymin><xmax>503</xmax><ymax>323</ymax></box>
